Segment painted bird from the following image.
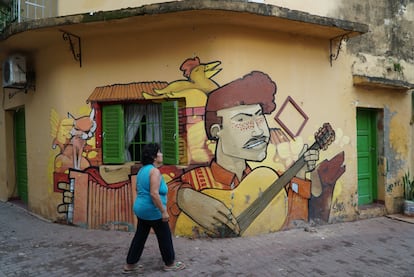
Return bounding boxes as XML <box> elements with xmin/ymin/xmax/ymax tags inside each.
<box><xmin>153</xmin><ymin>57</ymin><xmax>222</xmax><ymax>95</ymax></box>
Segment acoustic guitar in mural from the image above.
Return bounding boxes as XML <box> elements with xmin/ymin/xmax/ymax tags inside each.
<box><xmin>203</xmin><ymin>123</ymin><xmax>335</xmax><ymax>236</ymax></box>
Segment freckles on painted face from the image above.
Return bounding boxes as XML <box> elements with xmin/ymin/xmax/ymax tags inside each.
<box><xmin>217</xmin><ymin>104</ymin><xmax>270</xmax><ymax>161</ymax></box>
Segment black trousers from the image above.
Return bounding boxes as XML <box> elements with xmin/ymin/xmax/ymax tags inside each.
<box><xmin>126</xmin><ymin>217</ymin><xmax>175</xmax><ymax>266</ymax></box>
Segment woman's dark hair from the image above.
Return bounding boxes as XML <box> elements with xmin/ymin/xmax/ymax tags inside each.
<box><xmin>141</xmin><ymin>143</ymin><xmax>161</xmax><ymax>165</ymax></box>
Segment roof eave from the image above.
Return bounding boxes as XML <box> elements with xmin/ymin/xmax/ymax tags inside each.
<box><xmin>0</xmin><ymin>0</ymin><xmax>369</xmax><ymax>41</ymax></box>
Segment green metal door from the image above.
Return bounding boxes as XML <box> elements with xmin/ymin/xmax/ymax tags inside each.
<box><xmin>14</xmin><ymin>108</ymin><xmax>28</xmax><ymax>203</ymax></box>
<box><xmin>357</xmin><ymin>109</ymin><xmax>377</xmax><ymax>205</ymax></box>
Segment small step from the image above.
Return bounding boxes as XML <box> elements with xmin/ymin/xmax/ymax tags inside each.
<box><xmin>358</xmin><ymin>203</ymin><xmax>386</xmax><ymax>220</ymax></box>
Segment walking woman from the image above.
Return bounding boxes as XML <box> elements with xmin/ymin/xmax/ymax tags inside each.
<box><xmin>123</xmin><ymin>143</ymin><xmax>185</xmax><ymax>273</ymax></box>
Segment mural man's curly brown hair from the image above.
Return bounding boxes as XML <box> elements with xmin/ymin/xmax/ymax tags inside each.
<box><xmin>205</xmin><ymin>71</ymin><xmax>277</xmax><ymax>139</ymax></box>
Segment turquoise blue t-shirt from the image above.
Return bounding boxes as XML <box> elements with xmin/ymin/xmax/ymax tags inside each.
<box><xmin>133</xmin><ymin>164</ymin><xmax>168</xmax><ymax>220</ymax></box>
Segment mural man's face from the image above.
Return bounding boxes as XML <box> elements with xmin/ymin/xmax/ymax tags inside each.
<box><xmin>215</xmin><ymin>104</ymin><xmax>270</xmax><ymax>162</ymax></box>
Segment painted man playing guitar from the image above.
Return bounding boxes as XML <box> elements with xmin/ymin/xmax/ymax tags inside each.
<box><xmin>167</xmin><ymin>71</ymin><xmax>334</xmax><ymax>237</ymax></box>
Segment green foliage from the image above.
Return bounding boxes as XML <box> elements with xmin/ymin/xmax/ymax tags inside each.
<box><xmin>0</xmin><ymin>5</ymin><xmax>11</xmax><ymax>32</ymax></box>
<box><xmin>403</xmin><ymin>172</ymin><xmax>414</xmax><ymax>200</ymax></box>
<box><xmin>393</xmin><ymin>62</ymin><xmax>403</xmax><ymax>73</ymax></box>
<box><xmin>386</xmin><ymin>58</ymin><xmax>405</xmax><ymax>75</ymax></box>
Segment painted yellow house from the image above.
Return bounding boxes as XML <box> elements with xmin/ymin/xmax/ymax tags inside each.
<box><xmin>0</xmin><ymin>0</ymin><xmax>413</xmax><ymax>237</ymax></box>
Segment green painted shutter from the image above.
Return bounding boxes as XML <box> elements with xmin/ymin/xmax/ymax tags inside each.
<box><xmin>161</xmin><ymin>101</ymin><xmax>178</xmax><ymax>165</ymax></box>
<box><xmin>14</xmin><ymin>108</ymin><xmax>28</xmax><ymax>204</ymax></box>
<box><xmin>102</xmin><ymin>105</ymin><xmax>125</xmax><ymax>164</ymax></box>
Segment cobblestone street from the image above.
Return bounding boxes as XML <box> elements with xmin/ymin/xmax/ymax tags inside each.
<box><xmin>1</xmin><ymin>201</ymin><xmax>413</xmax><ymax>277</ymax></box>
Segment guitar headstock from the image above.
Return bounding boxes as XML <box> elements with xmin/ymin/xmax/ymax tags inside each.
<box><xmin>315</xmin><ymin>123</ymin><xmax>335</xmax><ymax>151</ymax></box>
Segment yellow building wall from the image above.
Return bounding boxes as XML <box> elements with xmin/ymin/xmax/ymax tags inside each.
<box><xmin>0</xmin><ymin>24</ymin><xmax>334</xmax><ymax>214</ymax></box>
<box><xmin>0</xmin><ymin>112</ymin><xmax>5</xmax><ymax>200</ymax></box>
<box><xmin>0</xmin><ymin>5</ymin><xmax>411</xmax><ymax>235</ymax></box>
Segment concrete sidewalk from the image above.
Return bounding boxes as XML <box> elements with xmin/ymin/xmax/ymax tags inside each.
<box><xmin>0</xmin><ymin>201</ymin><xmax>413</xmax><ymax>277</ymax></box>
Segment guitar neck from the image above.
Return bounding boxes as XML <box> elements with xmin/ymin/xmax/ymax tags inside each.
<box><xmin>237</xmin><ymin>141</ymin><xmax>319</xmax><ymax>234</ymax></box>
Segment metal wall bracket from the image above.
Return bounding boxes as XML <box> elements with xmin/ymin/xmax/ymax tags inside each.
<box><xmin>7</xmin><ymin>88</ymin><xmax>26</xmax><ymax>99</ymax></box>
<box><xmin>3</xmin><ymin>71</ymin><xmax>36</xmax><ymax>99</ymax></box>
<box><xmin>329</xmin><ymin>33</ymin><xmax>350</xmax><ymax>66</ymax></box>
<box><xmin>61</xmin><ymin>30</ymin><xmax>82</xmax><ymax>67</ymax></box>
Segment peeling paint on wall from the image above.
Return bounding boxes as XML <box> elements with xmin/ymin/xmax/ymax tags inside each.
<box><xmin>389</xmin><ymin>115</ymin><xmax>409</xmax><ymax>157</ymax></box>
<box><xmin>384</xmin><ymin>107</ymin><xmax>406</xmax><ymax>178</ymax></box>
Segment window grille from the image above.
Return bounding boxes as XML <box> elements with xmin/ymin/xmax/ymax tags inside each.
<box><xmin>0</xmin><ymin>0</ymin><xmax>57</xmax><ymax>32</ymax></box>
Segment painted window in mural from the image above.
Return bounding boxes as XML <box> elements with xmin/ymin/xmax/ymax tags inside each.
<box><xmin>102</xmin><ymin>101</ymin><xmax>178</xmax><ymax>164</ymax></box>
<box><xmin>124</xmin><ymin>103</ymin><xmax>161</xmax><ymax>162</ymax></box>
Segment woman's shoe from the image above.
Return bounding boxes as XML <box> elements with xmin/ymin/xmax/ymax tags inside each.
<box><xmin>163</xmin><ymin>261</ymin><xmax>185</xmax><ymax>271</ymax></box>
<box><xmin>122</xmin><ymin>264</ymin><xmax>143</xmax><ymax>274</ymax></box>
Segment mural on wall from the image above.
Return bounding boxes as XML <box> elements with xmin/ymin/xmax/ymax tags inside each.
<box><xmin>49</xmin><ymin>57</ymin><xmax>347</xmax><ymax>237</ymax></box>
<box><xmin>50</xmin><ymin>108</ymin><xmax>98</xmax><ymax>218</ymax></box>
<box><xmin>167</xmin><ymin>71</ymin><xmax>339</xmax><ymax>237</ymax></box>
<box><xmin>143</xmin><ymin>56</ymin><xmax>222</xmax><ymax>164</ymax></box>
<box><xmin>51</xmin><ymin>107</ymin><xmax>97</xmax><ymax>173</ymax></box>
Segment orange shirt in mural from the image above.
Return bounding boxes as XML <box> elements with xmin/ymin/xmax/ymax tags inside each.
<box><xmin>167</xmin><ymin>161</ymin><xmax>310</xmax><ymax>236</ymax></box>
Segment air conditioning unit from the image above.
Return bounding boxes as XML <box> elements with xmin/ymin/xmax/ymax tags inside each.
<box><xmin>2</xmin><ymin>55</ymin><xmax>27</xmax><ymax>88</ymax></box>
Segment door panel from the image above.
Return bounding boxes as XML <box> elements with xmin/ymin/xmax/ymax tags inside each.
<box><xmin>14</xmin><ymin>108</ymin><xmax>28</xmax><ymax>203</ymax></box>
<box><xmin>357</xmin><ymin>109</ymin><xmax>377</xmax><ymax>205</ymax></box>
